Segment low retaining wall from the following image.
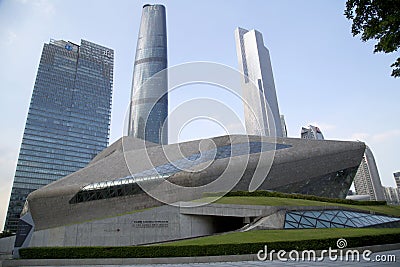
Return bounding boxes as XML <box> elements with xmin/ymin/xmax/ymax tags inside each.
<box><xmin>0</xmin><ymin>236</ymin><xmax>15</xmax><ymax>256</ymax></box>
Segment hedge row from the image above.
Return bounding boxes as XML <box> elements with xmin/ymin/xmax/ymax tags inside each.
<box><xmin>204</xmin><ymin>190</ymin><xmax>387</xmax><ymax>206</ymax></box>
<box><xmin>19</xmin><ymin>233</ymin><xmax>400</xmax><ymax>259</ymax></box>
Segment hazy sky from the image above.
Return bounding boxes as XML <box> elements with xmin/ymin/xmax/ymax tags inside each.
<box><xmin>0</xmin><ymin>0</ymin><xmax>399</xmax><ymax>230</ymax></box>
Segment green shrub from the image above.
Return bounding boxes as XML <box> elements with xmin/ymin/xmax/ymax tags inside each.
<box><xmin>19</xmin><ymin>233</ymin><xmax>400</xmax><ymax>259</ymax></box>
<box><xmin>204</xmin><ymin>191</ymin><xmax>387</xmax><ymax>206</ymax></box>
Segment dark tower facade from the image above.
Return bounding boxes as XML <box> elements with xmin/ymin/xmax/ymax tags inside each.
<box><xmin>128</xmin><ymin>4</ymin><xmax>168</xmax><ymax>144</ymax></box>
<box><xmin>4</xmin><ymin>39</ymin><xmax>114</xmax><ymax>233</ymax></box>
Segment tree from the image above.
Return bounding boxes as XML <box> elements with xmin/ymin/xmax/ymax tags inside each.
<box><xmin>344</xmin><ymin>0</ymin><xmax>400</xmax><ymax>77</ymax></box>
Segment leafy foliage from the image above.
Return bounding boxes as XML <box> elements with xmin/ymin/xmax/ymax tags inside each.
<box><xmin>344</xmin><ymin>0</ymin><xmax>400</xmax><ymax>77</ymax></box>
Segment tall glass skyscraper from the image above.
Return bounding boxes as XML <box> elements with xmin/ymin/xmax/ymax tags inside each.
<box><xmin>280</xmin><ymin>115</ymin><xmax>288</xmax><ymax>137</ymax></box>
<box><xmin>128</xmin><ymin>4</ymin><xmax>168</xmax><ymax>144</ymax></box>
<box><xmin>4</xmin><ymin>39</ymin><xmax>114</xmax><ymax>233</ymax></box>
<box><xmin>235</xmin><ymin>27</ymin><xmax>283</xmax><ymax>137</ymax></box>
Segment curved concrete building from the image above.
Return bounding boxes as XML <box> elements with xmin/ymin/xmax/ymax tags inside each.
<box><xmin>26</xmin><ymin>135</ymin><xmax>365</xmax><ymax>230</ymax></box>
<box><xmin>128</xmin><ymin>4</ymin><xmax>168</xmax><ymax>144</ymax></box>
<box><xmin>11</xmin><ymin>135</ymin><xmax>367</xmax><ymax>254</ymax></box>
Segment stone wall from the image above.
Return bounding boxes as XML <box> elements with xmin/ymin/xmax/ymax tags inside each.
<box><xmin>0</xmin><ymin>236</ymin><xmax>15</xmax><ymax>255</ymax></box>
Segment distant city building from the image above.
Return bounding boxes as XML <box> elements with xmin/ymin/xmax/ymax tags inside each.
<box><xmin>128</xmin><ymin>4</ymin><xmax>168</xmax><ymax>144</ymax></box>
<box><xmin>235</xmin><ymin>27</ymin><xmax>283</xmax><ymax>137</ymax></box>
<box><xmin>301</xmin><ymin>125</ymin><xmax>324</xmax><ymax>140</ymax></box>
<box><xmin>280</xmin><ymin>115</ymin><xmax>287</xmax><ymax>137</ymax></box>
<box><xmin>383</xmin><ymin>186</ymin><xmax>400</xmax><ymax>205</ymax></box>
<box><xmin>394</xmin><ymin>172</ymin><xmax>400</xmax><ymax>189</ymax></box>
<box><xmin>4</xmin><ymin>39</ymin><xmax>114</xmax><ymax>233</ymax></box>
<box><xmin>353</xmin><ymin>146</ymin><xmax>385</xmax><ymax>201</ymax></box>
<box><xmin>383</xmin><ymin>172</ymin><xmax>400</xmax><ymax>205</ymax></box>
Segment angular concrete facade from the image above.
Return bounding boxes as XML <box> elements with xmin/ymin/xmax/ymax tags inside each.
<box><xmin>24</xmin><ymin>201</ymin><xmax>400</xmax><ymax>248</ymax></box>
<box><xmin>20</xmin><ymin>135</ymin><xmax>364</xmax><ymax>231</ymax></box>
<box><xmin>11</xmin><ymin>135</ymin><xmax>368</xmax><ymax>253</ymax></box>
<box><xmin>28</xmin><ymin>204</ymin><xmax>216</xmax><ymax>247</ymax></box>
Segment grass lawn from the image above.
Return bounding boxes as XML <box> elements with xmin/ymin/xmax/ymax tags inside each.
<box><xmin>162</xmin><ymin>228</ymin><xmax>400</xmax><ymax>246</ymax></box>
<box><xmin>196</xmin><ymin>196</ymin><xmax>400</xmax><ymax>217</ymax></box>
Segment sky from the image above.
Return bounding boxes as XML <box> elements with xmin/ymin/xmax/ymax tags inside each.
<box><xmin>0</xmin><ymin>0</ymin><xmax>399</xmax><ymax>230</ymax></box>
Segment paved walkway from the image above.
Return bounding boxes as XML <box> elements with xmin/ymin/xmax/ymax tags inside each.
<box><xmin>6</xmin><ymin>249</ymin><xmax>397</xmax><ymax>267</ymax></box>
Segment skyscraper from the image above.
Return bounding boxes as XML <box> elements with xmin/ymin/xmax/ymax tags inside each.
<box><xmin>383</xmin><ymin>186</ymin><xmax>400</xmax><ymax>205</ymax></box>
<box><xmin>280</xmin><ymin>115</ymin><xmax>288</xmax><ymax>137</ymax></box>
<box><xmin>301</xmin><ymin>125</ymin><xmax>324</xmax><ymax>140</ymax></box>
<box><xmin>235</xmin><ymin>27</ymin><xmax>283</xmax><ymax>137</ymax></box>
<box><xmin>4</xmin><ymin>39</ymin><xmax>114</xmax><ymax>233</ymax></box>
<box><xmin>128</xmin><ymin>4</ymin><xmax>168</xmax><ymax>144</ymax></box>
<box><xmin>353</xmin><ymin>146</ymin><xmax>385</xmax><ymax>201</ymax></box>
<box><xmin>394</xmin><ymin>172</ymin><xmax>400</xmax><ymax>189</ymax></box>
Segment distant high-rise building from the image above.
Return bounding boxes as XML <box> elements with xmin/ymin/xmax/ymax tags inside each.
<box><xmin>235</xmin><ymin>27</ymin><xmax>283</xmax><ymax>137</ymax></box>
<box><xmin>128</xmin><ymin>4</ymin><xmax>168</xmax><ymax>144</ymax></box>
<box><xmin>383</xmin><ymin>186</ymin><xmax>400</xmax><ymax>205</ymax></box>
<box><xmin>280</xmin><ymin>115</ymin><xmax>287</xmax><ymax>137</ymax></box>
<box><xmin>301</xmin><ymin>125</ymin><xmax>324</xmax><ymax>140</ymax></box>
<box><xmin>353</xmin><ymin>146</ymin><xmax>385</xmax><ymax>201</ymax></box>
<box><xmin>394</xmin><ymin>172</ymin><xmax>400</xmax><ymax>189</ymax></box>
<box><xmin>4</xmin><ymin>39</ymin><xmax>114</xmax><ymax>233</ymax></box>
